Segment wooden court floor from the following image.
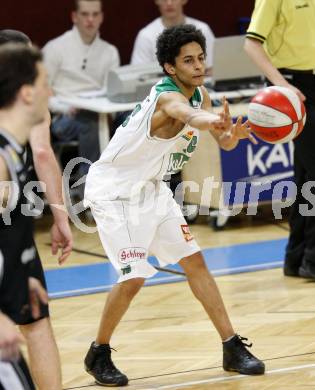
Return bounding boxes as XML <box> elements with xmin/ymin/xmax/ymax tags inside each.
<box><xmin>34</xmin><ymin>211</ymin><xmax>315</xmax><ymax>389</ymax></box>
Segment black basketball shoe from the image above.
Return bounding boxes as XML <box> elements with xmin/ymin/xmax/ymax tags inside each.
<box><xmin>84</xmin><ymin>342</ymin><xmax>128</xmax><ymax>387</ymax></box>
<box><xmin>223</xmin><ymin>334</ymin><xmax>265</xmax><ymax>375</ymax></box>
<box><xmin>299</xmin><ymin>263</ymin><xmax>315</xmax><ymax>279</ymax></box>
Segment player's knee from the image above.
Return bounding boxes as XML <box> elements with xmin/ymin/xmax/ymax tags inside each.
<box><xmin>180</xmin><ymin>251</ymin><xmax>207</xmax><ymax>276</ymax></box>
<box><xmin>19</xmin><ymin>317</ymin><xmax>51</xmax><ymax>337</ymax></box>
<box><xmin>118</xmin><ymin>277</ymin><xmax>144</xmax><ymax>298</ymax></box>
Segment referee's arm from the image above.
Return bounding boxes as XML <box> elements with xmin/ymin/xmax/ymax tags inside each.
<box><xmin>244</xmin><ymin>37</ymin><xmax>285</xmax><ymax>86</ymax></box>
<box><xmin>243</xmin><ymin>37</ymin><xmax>305</xmax><ymax>102</ymax></box>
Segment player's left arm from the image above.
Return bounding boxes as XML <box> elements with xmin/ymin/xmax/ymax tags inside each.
<box><xmin>201</xmin><ymin>87</ymin><xmax>257</xmax><ymax>150</ymax></box>
<box><xmin>0</xmin><ymin>155</ymin><xmax>10</xmax><ymax>209</ymax></box>
<box><xmin>29</xmin><ymin>111</ymin><xmax>73</xmax><ymax>264</ymax></box>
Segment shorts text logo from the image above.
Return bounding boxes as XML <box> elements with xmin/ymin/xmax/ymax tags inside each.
<box><xmin>119</xmin><ymin>247</ymin><xmax>147</xmax><ymax>264</ymax></box>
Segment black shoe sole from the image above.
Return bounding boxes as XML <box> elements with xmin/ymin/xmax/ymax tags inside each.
<box><xmin>95</xmin><ymin>380</ymin><xmax>123</xmax><ymax>387</ymax></box>
<box><xmin>283</xmin><ymin>268</ymin><xmax>300</xmax><ymax>277</ymax></box>
<box><xmin>298</xmin><ymin>268</ymin><xmax>315</xmax><ymax>279</ymax></box>
<box><xmin>224</xmin><ymin>366</ymin><xmax>265</xmax><ymax>375</ymax></box>
<box><xmin>85</xmin><ymin>366</ymin><xmax>128</xmax><ymax>387</ymax></box>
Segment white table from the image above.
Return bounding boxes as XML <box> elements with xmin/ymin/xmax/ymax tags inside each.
<box><xmin>56</xmin><ymin>88</ymin><xmax>259</xmax><ymax>152</ymax></box>
<box><xmin>56</xmin><ymin>96</ymin><xmax>136</xmax><ymax>152</ymax></box>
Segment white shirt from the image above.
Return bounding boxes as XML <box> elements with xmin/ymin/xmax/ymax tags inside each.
<box><xmin>130</xmin><ymin>17</ymin><xmax>215</xmax><ymax>68</ymax></box>
<box><xmin>43</xmin><ymin>26</ymin><xmax>120</xmax><ymax>98</ymax></box>
<box><xmin>85</xmin><ymin>77</ymin><xmax>202</xmax><ymax>202</ymax></box>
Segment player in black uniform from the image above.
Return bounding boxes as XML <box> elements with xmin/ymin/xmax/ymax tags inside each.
<box><xmin>0</xmin><ymin>29</ymin><xmax>73</xmax><ymax>390</ymax></box>
<box><xmin>0</xmin><ymin>43</ymin><xmax>50</xmax><ymax>389</ymax></box>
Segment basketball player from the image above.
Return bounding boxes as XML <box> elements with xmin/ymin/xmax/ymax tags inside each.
<box><xmin>83</xmin><ymin>25</ymin><xmax>264</xmax><ymax>387</ymax></box>
<box><xmin>0</xmin><ymin>43</ymin><xmax>51</xmax><ymax>389</ymax></box>
<box><xmin>0</xmin><ymin>29</ymin><xmax>73</xmax><ymax>390</ymax></box>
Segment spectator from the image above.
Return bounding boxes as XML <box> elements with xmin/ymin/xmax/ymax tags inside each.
<box><xmin>43</xmin><ymin>0</ymin><xmax>120</xmax><ymax>174</ymax></box>
<box><xmin>131</xmin><ymin>0</ymin><xmax>214</xmax><ymax>74</ymax></box>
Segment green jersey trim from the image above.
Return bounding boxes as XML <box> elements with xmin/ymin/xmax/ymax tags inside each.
<box><xmin>155</xmin><ymin>76</ymin><xmax>202</xmax><ymax>108</ymax></box>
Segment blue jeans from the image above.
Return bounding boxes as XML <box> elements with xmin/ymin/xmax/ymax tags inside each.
<box><xmin>51</xmin><ymin>110</ymin><xmax>100</xmax><ymax>175</ymax></box>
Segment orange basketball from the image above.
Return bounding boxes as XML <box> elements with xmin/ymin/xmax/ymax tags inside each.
<box><xmin>247</xmin><ymin>86</ymin><xmax>306</xmax><ymax>144</ymax></box>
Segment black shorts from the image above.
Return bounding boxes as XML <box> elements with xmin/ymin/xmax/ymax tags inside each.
<box><xmin>0</xmin><ymin>219</ymin><xmax>49</xmax><ymax>325</ymax></box>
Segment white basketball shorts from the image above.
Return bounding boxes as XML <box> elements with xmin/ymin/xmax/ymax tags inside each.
<box><xmin>87</xmin><ymin>186</ymin><xmax>200</xmax><ymax>283</ymax></box>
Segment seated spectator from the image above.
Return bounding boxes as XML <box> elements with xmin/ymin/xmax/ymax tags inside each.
<box><xmin>131</xmin><ymin>0</ymin><xmax>214</xmax><ymax>74</ymax></box>
<box><xmin>43</xmin><ymin>0</ymin><xmax>120</xmax><ymax>175</ymax></box>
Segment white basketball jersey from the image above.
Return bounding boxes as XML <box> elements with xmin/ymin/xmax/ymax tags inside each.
<box><xmin>85</xmin><ymin>77</ymin><xmax>203</xmax><ymax>201</ymax></box>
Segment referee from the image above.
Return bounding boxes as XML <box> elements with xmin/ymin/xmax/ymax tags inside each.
<box><xmin>244</xmin><ymin>0</ymin><xmax>315</xmax><ymax>279</ymax></box>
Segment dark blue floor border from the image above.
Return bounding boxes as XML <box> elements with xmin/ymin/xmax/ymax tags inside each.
<box><xmin>46</xmin><ymin>238</ymin><xmax>287</xmax><ymax>299</ymax></box>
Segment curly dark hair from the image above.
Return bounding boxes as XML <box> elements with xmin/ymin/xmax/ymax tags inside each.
<box><xmin>156</xmin><ymin>24</ymin><xmax>206</xmax><ymax>74</ymax></box>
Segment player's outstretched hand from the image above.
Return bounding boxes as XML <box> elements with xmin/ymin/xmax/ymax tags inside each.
<box><xmin>0</xmin><ymin>313</ymin><xmax>24</xmax><ymax>362</ymax></box>
<box><xmin>212</xmin><ymin>97</ymin><xmax>233</xmax><ymax>132</ymax></box>
<box><xmin>232</xmin><ymin>116</ymin><xmax>257</xmax><ymax>144</ymax></box>
<box><xmin>28</xmin><ymin>277</ymin><xmax>49</xmax><ymax>320</ymax></box>
<box><xmin>51</xmin><ymin>220</ymin><xmax>73</xmax><ymax>265</ymax></box>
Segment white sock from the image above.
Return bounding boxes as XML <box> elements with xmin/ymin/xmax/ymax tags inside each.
<box><xmin>223</xmin><ymin>334</ymin><xmax>235</xmax><ymax>343</ymax></box>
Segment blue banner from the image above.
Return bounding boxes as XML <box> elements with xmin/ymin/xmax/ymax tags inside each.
<box><xmin>220</xmin><ymin>140</ymin><xmax>295</xmax><ymax>206</ymax></box>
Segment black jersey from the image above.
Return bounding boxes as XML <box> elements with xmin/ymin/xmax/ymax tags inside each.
<box><xmin>0</xmin><ymin>130</ymin><xmax>34</xmax><ymax>228</ymax></box>
<box><xmin>0</xmin><ymin>130</ymin><xmax>48</xmax><ymax>324</ymax></box>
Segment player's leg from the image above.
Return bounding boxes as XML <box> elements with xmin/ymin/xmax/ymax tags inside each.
<box><xmin>19</xmin><ymin>318</ymin><xmax>61</xmax><ymax>390</ymax></box>
<box><xmin>95</xmin><ymin>278</ymin><xmax>145</xmax><ymax>345</ymax></box>
<box><xmin>84</xmin><ymin>278</ymin><xmax>144</xmax><ymax>387</ymax></box>
<box><xmin>19</xmin><ymin>249</ymin><xmax>62</xmax><ymax>390</ymax></box>
<box><xmin>84</xmin><ymin>200</ymin><xmax>157</xmax><ymax>387</ymax></box>
<box><xmin>151</xmin><ymin>196</ymin><xmax>265</xmax><ymax>375</ymax></box>
<box><xmin>179</xmin><ymin>252</ymin><xmax>264</xmax><ymax>375</ymax></box>
<box><xmin>179</xmin><ymin>251</ymin><xmax>234</xmax><ymax>339</ymax></box>
<box><xmin>0</xmin><ymin>244</ymin><xmax>42</xmax><ymax>390</ymax></box>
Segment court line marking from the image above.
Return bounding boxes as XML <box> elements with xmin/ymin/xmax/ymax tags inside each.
<box><xmin>63</xmin><ymin>353</ymin><xmax>315</xmax><ymax>390</ymax></box>
<box><xmin>48</xmin><ymin>261</ymin><xmax>283</xmax><ymax>299</ymax></box>
<box><xmin>150</xmin><ymin>363</ymin><xmax>315</xmax><ymax>389</ymax></box>
<box><xmin>49</xmin><ymin>275</ymin><xmax>183</xmax><ymax>298</ymax></box>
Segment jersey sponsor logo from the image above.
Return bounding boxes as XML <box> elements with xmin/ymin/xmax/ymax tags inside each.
<box><xmin>181</xmin><ymin>224</ymin><xmax>194</xmax><ymax>242</ymax></box>
<box><xmin>118</xmin><ymin>247</ymin><xmax>147</xmax><ymax>264</ymax></box>
<box><xmin>167</xmin><ymin>153</ymin><xmax>190</xmax><ymax>173</ymax></box>
<box><xmin>187</xmin><ymin>135</ymin><xmax>198</xmax><ymax>153</ymax></box>
<box><xmin>167</xmin><ymin>135</ymin><xmax>198</xmax><ymax>173</ymax></box>
<box><xmin>182</xmin><ymin>131</ymin><xmax>195</xmax><ymax>142</ymax></box>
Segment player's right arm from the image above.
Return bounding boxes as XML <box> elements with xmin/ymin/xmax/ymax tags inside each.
<box><xmin>157</xmin><ymin>92</ymin><xmax>226</xmax><ymax>132</ymax></box>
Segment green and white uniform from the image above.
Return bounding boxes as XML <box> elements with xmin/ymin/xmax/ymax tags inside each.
<box><xmin>85</xmin><ymin>77</ymin><xmax>202</xmax><ymax>282</ymax></box>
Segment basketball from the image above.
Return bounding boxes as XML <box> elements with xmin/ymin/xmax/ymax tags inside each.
<box><xmin>247</xmin><ymin>86</ymin><xmax>306</xmax><ymax>144</ymax></box>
